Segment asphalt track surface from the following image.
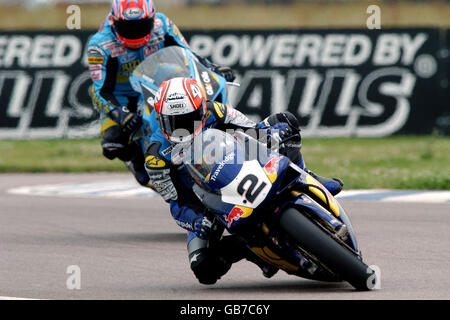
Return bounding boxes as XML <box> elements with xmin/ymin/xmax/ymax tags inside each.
<box><xmin>1</xmin><ymin>173</ymin><xmax>449</xmax><ymax>300</ymax></box>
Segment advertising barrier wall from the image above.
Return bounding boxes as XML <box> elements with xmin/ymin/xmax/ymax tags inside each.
<box><xmin>0</xmin><ymin>31</ymin><xmax>96</xmax><ymax>138</ymax></box>
<box><xmin>0</xmin><ymin>28</ymin><xmax>448</xmax><ymax>139</ymax></box>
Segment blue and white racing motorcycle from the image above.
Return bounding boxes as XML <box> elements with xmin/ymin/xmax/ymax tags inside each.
<box><xmin>172</xmin><ymin>129</ymin><xmax>377</xmax><ymax>291</ymax></box>
<box><xmin>130</xmin><ymin>46</ymin><xmax>376</xmax><ymax>290</ymax></box>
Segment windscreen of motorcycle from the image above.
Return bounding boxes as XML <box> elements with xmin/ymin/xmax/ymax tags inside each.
<box><xmin>173</xmin><ymin>129</ymin><xmax>245</xmax><ymax>192</ymax></box>
<box><xmin>130</xmin><ymin>46</ymin><xmax>223</xmax><ymax>111</ymax></box>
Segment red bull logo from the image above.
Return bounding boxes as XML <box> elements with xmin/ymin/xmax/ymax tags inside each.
<box><xmin>264</xmin><ymin>155</ymin><xmax>283</xmax><ymax>183</ymax></box>
<box><xmin>224</xmin><ymin>206</ymin><xmax>253</xmax><ymax>228</ymax></box>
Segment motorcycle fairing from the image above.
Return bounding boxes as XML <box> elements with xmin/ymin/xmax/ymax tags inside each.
<box><xmin>292</xmin><ymin>193</ymin><xmax>343</xmax><ymax>229</ymax></box>
<box><xmin>304</xmin><ymin>174</ymin><xmax>340</xmax><ymax>217</ymax></box>
<box><xmin>200</xmin><ymin>156</ymin><xmax>292</xmax><ymax>232</ymax></box>
<box><xmin>250</xmin><ymin>246</ymin><xmax>300</xmax><ymax>272</ymax></box>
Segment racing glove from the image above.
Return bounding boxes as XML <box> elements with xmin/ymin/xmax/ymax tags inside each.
<box><xmin>146</xmin><ymin>168</ymin><xmax>178</xmax><ymax>202</ymax></box>
<box><xmin>193</xmin><ymin>216</ymin><xmax>213</xmax><ymax>240</ymax></box>
<box><xmin>212</xmin><ymin>66</ymin><xmax>236</xmax><ymax>82</ymax></box>
<box><xmin>256</xmin><ymin>122</ymin><xmax>293</xmax><ymax>148</ymax></box>
<box><xmin>110</xmin><ymin>106</ymin><xmax>142</xmax><ymax>135</ymax></box>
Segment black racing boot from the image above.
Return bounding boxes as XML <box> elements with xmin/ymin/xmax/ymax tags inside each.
<box><xmin>262</xmin><ymin>265</ymin><xmax>279</xmax><ymax>278</ymax></box>
<box><xmin>243</xmin><ymin>249</ymin><xmax>279</xmax><ymax>278</ymax></box>
<box><xmin>218</xmin><ymin>235</ymin><xmax>279</xmax><ymax>279</ymax></box>
<box><xmin>189</xmin><ymin>248</ymin><xmax>232</xmax><ymax>285</ymax></box>
<box><xmin>188</xmin><ymin>237</ymin><xmax>232</xmax><ymax>285</ymax></box>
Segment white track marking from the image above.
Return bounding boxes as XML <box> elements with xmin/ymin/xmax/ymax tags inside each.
<box><xmin>8</xmin><ymin>179</ymin><xmax>157</xmax><ymax>199</ymax></box>
<box><xmin>6</xmin><ymin>180</ymin><xmax>450</xmax><ymax>203</ymax></box>
<box><xmin>337</xmin><ymin>189</ymin><xmax>450</xmax><ymax>203</ymax></box>
<box><xmin>0</xmin><ymin>296</ymin><xmax>41</xmax><ymax>300</ymax></box>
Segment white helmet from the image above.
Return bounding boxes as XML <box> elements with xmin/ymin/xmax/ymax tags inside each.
<box><xmin>154</xmin><ymin>77</ymin><xmax>207</xmax><ymax>143</ymax></box>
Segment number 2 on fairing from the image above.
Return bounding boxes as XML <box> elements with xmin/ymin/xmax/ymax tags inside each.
<box><xmin>237</xmin><ymin>174</ymin><xmax>267</xmax><ymax>203</ymax></box>
<box><xmin>220</xmin><ymin>160</ymin><xmax>271</xmax><ymax>208</ymax></box>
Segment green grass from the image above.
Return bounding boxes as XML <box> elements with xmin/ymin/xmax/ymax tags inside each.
<box><xmin>1</xmin><ymin>136</ymin><xmax>449</xmax><ymax>190</ymax></box>
<box><xmin>301</xmin><ymin>136</ymin><xmax>450</xmax><ymax>190</ymax></box>
<box><xmin>0</xmin><ymin>139</ymin><xmax>124</xmax><ymax>173</ymax></box>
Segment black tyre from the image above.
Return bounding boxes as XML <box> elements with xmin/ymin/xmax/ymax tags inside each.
<box><xmin>279</xmin><ymin>208</ymin><xmax>376</xmax><ymax>290</ymax></box>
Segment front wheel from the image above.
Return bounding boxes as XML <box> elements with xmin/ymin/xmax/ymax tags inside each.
<box><xmin>279</xmin><ymin>208</ymin><xmax>376</xmax><ymax>290</ymax></box>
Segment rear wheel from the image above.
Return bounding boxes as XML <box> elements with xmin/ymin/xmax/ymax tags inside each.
<box><xmin>279</xmin><ymin>208</ymin><xmax>376</xmax><ymax>290</ymax></box>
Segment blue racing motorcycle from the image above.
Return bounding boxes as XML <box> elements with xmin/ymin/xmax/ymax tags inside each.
<box><xmin>130</xmin><ymin>46</ymin><xmax>229</xmax><ymax>106</ymax></box>
<box><xmin>130</xmin><ymin>46</ymin><xmax>376</xmax><ymax>290</ymax></box>
<box><xmin>129</xmin><ymin>45</ymin><xmax>230</xmax><ymax>148</ymax></box>
<box><xmin>172</xmin><ymin>128</ymin><xmax>377</xmax><ymax>291</ymax></box>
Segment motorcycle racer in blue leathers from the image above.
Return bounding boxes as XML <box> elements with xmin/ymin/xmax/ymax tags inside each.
<box><xmin>146</xmin><ymin>77</ymin><xmax>343</xmax><ymax>284</ymax></box>
<box><xmin>87</xmin><ymin>0</ymin><xmax>233</xmax><ymax>188</ymax></box>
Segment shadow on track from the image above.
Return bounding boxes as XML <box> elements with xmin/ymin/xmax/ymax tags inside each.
<box><xmin>1</xmin><ymin>232</ymin><xmax>187</xmax><ymax>246</ymax></box>
<box><xmin>204</xmin><ymin>279</ymin><xmax>354</xmax><ymax>294</ymax></box>
<box><xmin>90</xmin><ymin>232</ymin><xmax>187</xmax><ymax>244</ymax></box>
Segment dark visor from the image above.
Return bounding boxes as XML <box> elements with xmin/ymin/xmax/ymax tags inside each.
<box><xmin>114</xmin><ymin>18</ymin><xmax>154</xmax><ymax>39</ymax></box>
<box><xmin>158</xmin><ymin>107</ymin><xmax>205</xmax><ymax>138</ymax></box>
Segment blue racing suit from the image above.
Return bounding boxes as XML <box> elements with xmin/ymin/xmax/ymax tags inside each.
<box><xmin>88</xmin><ymin>12</ymin><xmax>192</xmax><ymax>121</ymax></box>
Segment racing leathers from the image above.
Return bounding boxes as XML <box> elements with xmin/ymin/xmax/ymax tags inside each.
<box><xmin>146</xmin><ymin>101</ymin><xmax>280</xmax><ymax>283</ymax></box>
<box><xmin>87</xmin><ymin>12</ymin><xmax>225</xmax><ymax>187</ymax></box>
<box><xmin>145</xmin><ymin>100</ymin><xmax>343</xmax><ymax>284</ymax></box>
